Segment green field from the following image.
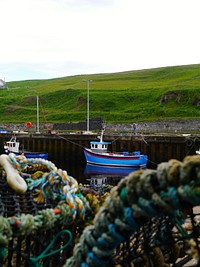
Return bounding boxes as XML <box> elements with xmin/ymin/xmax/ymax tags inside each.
<box><xmin>1</xmin><ymin>64</ymin><xmax>200</xmax><ymax>124</ymax></box>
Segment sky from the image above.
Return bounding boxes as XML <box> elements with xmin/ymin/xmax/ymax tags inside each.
<box><xmin>0</xmin><ymin>0</ymin><xmax>200</xmax><ymax>82</ymax></box>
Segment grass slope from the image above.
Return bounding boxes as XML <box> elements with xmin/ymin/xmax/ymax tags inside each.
<box><xmin>1</xmin><ymin>64</ymin><xmax>200</xmax><ymax>124</ymax></box>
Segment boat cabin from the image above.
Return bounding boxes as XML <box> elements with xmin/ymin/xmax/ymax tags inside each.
<box><xmin>90</xmin><ymin>140</ymin><xmax>111</xmax><ymax>153</ymax></box>
<box><xmin>4</xmin><ymin>136</ymin><xmax>20</xmax><ymax>153</ymax></box>
<box><xmin>90</xmin><ymin>130</ymin><xmax>111</xmax><ymax>153</ymax></box>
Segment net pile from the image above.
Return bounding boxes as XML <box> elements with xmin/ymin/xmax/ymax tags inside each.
<box><xmin>0</xmin><ymin>153</ymin><xmax>200</xmax><ymax>266</ymax></box>
<box><xmin>0</xmin><ymin>177</ymin><xmax>73</xmax><ymax>267</ymax></box>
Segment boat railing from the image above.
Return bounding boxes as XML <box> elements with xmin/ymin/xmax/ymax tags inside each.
<box><xmin>109</xmin><ymin>151</ymin><xmax>130</xmax><ymax>156</ymax></box>
<box><xmin>107</xmin><ymin>151</ymin><xmax>142</xmax><ymax>156</ymax></box>
<box><xmin>134</xmin><ymin>151</ymin><xmax>141</xmax><ymax>155</ymax></box>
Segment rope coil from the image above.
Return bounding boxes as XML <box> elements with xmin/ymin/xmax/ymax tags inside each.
<box><xmin>65</xmin><ymin>155</ymin><xmax>200</xmax><ymax>266</ymax></box>
<box><xmin>1</xmin><ymin>153</ymin><xmax>200</xmax><ymax>266</ymax></box>
<box><xmin>0</xmin><ymin>154</ymin><xmax>92</xmax><ymax>246</ymax></box>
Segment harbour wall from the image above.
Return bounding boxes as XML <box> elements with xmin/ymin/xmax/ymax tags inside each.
<box><xmin>0</xmin><ymin>132</ymin><xmax>199</xmax><ymax>171</ymax></box>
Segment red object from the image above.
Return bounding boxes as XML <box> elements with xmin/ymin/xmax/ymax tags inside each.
<box><xmin>53</xmin><ymin>208</ymin><xmax>61</xmax><ymax>215</ymax></box>
<box><xmin>26</xmin><ymin>121</ymin><xmax>32</xmax><ymax>128</ymax></box>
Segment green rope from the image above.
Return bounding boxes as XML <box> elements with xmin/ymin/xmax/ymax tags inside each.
<box><xmin>29</xmin><ymin>229</ymin><xmax>72</xmax><ymax>267</ymax></box>
<box><xmin>2</xmin><ymin>152</ymin><xmax>200</xmax><ymax>266</ymax></box>
<box><xmin>65</xmin><ymin>155</ymin><xmax>200</xmax><ymax>267</ymax></box>
<box><xmin>0</xmin><ymin>245</ymin><xmax>7</xmax><ymax>263</ymax></box>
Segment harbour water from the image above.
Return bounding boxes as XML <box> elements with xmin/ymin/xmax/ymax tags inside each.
<box><xmin>52</xmin><ymin>150</ymin><xmax>144</xmax><ymax>187</ymax></box>
<box><xmin>57</xmin><ymin>155</ymin><xmax>88</xmax><ymax>184</ymax></box>
<box><xmin>0</xmin><ymin>132</ymin><xmax>198</xmax><ymax>185</ymax></box>
<box><xmin>54</xmin><ymin>157</ymin><xmax>135</xmax><ymax>186</ymax></box>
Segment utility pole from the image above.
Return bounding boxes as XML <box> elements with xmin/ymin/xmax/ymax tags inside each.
<box><xmin>84</xmin><ymin>79</ymin><xmax>92</xmax><ymax>132</ymax></box>
<box><xmin>36</xmin><ymin>95</ymin><xmax>40</xmax><ymax>133</ymax></box>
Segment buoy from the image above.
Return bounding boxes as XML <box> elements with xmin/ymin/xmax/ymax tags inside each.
<box><xmin>26</xmin><ymin>121</ymin><xmax>32</xmax><ymax>128</ymax></box>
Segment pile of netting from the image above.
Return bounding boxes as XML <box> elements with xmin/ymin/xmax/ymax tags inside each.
<box><xmin>0</xmin><ymin>153</ymin><xmax>200</xmax><ymax>266</ymax></box>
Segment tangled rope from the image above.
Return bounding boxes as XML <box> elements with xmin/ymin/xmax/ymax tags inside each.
<box><xmin>65</xmin><ymin>156</ymin><xmax>200</xmax><ymax>266</ymax></box>
<box><xmin>2</xmin><ymin>153</ymin><xmax>200</xmax><ymax>266</ymax></box>
<box><xmin>0</xmin><ymin>153</ymin><xmax>92</xmax><ymax>247</ymax></box>
<box><xmin>8</xmin><ymin>153</ymin><xmax>87</xmax><ymax>219</ymax></box>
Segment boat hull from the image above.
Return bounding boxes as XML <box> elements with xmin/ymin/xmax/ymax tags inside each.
<box><xmin>84</xmin><ymin>148</ymin><xmax>147</xmax><ymax>167</ymax></box>
<box><xmin>6</xmin><ymin>151</ymin><xmax>48</xmax><ymax>160</ymax></box>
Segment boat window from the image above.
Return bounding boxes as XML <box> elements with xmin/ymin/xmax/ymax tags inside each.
<box><xmin>91</xmin><ymin>144</ymin><xmax>98</xmax><ymax>149</ymax></box>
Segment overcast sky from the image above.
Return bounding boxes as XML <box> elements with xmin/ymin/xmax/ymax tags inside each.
<box><xmin>0</xmin><ymin>0</ymin><xmax>200</xmax><ymax>82</ymax></box>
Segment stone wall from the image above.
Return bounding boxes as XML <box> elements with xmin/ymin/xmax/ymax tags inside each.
<box><xmin>0</xmin><ymin>118</ymin><xmax>199</xmax><ymax>133</ymax></box>
<box><xmin>104</xmin><ymin>119</ymin><xmax>200</xmax><ymax>133</ymax></box>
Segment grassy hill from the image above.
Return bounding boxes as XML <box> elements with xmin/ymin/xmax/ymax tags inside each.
<box><xmin>1</xmin><ymin>64</ymin><xmax>200</xmax><ymax>124</ymax></box>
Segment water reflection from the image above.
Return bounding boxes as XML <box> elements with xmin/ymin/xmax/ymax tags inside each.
<box><xmin>84</xmin><ymin>164</ymin><xmax>138</xmax><ymax>176</ymax></box>
<box><xmin>52</xmin><ymin>154</ymin><xmax>146</xmax><ymax>186</ymax></box>
<box><xmin>83</xmin><ymin>164</ymin><xmax>143</xmax><ymax>187</ymax></box>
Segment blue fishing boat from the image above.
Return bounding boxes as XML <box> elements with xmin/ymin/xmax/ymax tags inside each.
<box><xmin>4</xmin><ymin>136</ymin><xmax>48</xmax><ymax>159</ymax></box>
<box><xmin>84</xmin><ymin>130</ymin><xmax>148</xmax><ymax>168</ymax></box>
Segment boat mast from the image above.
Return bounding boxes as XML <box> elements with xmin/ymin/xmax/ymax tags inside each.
<box><xmin>100</xmin><ymin>129</ymin><xmax>104</xmax><ymax>142</ymax></box>
<box><xmin>36</xmin><ymin>95</ymin><xmax>40</xmax><ymax>133</ymax></box>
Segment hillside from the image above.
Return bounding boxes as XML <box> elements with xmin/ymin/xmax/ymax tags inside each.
<box><xmin>1</xmin><ymin>64</ymin><xmax>200</xmax><ymax>124</ymax></box>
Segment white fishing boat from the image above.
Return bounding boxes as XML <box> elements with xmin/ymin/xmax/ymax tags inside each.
<box><xmin>4</xmin><ymin>135</ymin><xmax>48</xmax><ymax>159</ymax></box>
<box><xmin>4</xmin><ymin>96</ymin><xmax>48</xmax><ymax>159</ymax></box>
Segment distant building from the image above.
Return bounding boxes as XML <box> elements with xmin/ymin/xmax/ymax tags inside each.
<box><xmin>0</xmin><ymin>79</ymin><xmax>7</xmax><ymax>89</ymax></box>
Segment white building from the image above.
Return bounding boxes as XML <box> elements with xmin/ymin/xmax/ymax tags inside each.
<box><xmin>0</xmin><ymin>79</ymin><xmax>7</xmax><ymax>89</ymax></box>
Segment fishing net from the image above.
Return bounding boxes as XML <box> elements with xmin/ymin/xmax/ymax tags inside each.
<box><xmin>0</xmin><ymin>153</ymin><xmax>200</xmax><ymax>266</ymax></box>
